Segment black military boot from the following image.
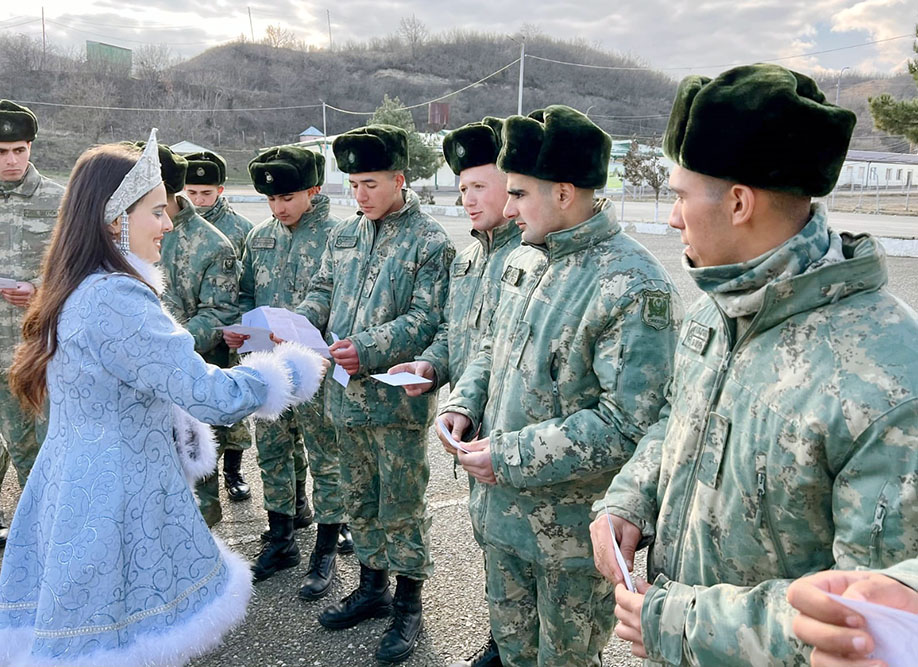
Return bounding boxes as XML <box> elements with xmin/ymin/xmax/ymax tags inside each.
<box><xmin>252</xmin><ymin>511</ymin><xmax>300</xmax><ymax>582</ymax></box>
<box><xmin>298</xmin><ymin>523</ymin><xmax>340</xmax><ymax>601</ymax></box>
<box><xmin>222</xmin><ymin>449</ymin><xmax>251</xmax><ymax>501</ymax></box>
<box><xmin>318</xmin><ymin>563</ymin><xmax>392</xmax><ymax>630</ymax></box>
<box><xmin>448</xmin><ymin>633</ymin><xmax>503</xmax><ymax>667</ymax></box>
<box><xmin>294</xmin><ymin>479</ymin><xmax>314</xmax><ymax>529</ymax></box>
<box><xmin>376</xmin><ymin>575</ymin><xmax>424</xmax><ymax>663</ymax></box>
<box><xmin>337</xmin><ymin>523</ymin><xmax>354</xmax><ymax>555</ymax></box>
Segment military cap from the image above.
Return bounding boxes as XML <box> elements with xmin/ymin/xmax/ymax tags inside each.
<box><xmin>184</xmin><ymin>150</ymin><xmax>227</xmax><ymax>185</ymax></box>
<box><xmin>664</xmin><ymin>63</ymin><xmax>857</xmax><ymax>197</ymax></box>
<box><xmin>126</xmin><ymin>141</ymin><xmax>187</xmax><ymax>194</ymax></box>
<box><xmin>315</xmin><ymin>152</ymin><xmax>326</xmax><ymax>187</ymax></box>
<box><xmin>248</xmin><ymin>145</ymin><xmax>320</xmax><ymax>195</ymax></box>
<box><xmin>498</xmin><ymin>105</ymin><xmax>610</xmax><ymax>189</ymax></box>
<box><xmin>0</xmin><ymin>100</ymin><xmax>38</xmax><ymax>142</ymax></box>
<box><xmin>443</xmin><ymin>117</ymin><xmax>504</xmax><ymax>175</ymax></box>
<box><xmin>332</xmin><ymin>124</ymin><xmax>408</xmax><ymax>174</ymax></box>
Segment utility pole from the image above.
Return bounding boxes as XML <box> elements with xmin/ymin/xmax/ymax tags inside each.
<box><xmin>517</xmin><ymin>39</ymin><xmax>525</xmax><ymax>115</ymax></box>
<box><xmin>41</xmin><ymin>7</ymin><xmax>46</xmax><ymax>70</ymax></box>
<box><xmin>248</xmin><ymin>7</ymin><xmax>255</xmax><ymax>43</ymax></box>
<box><xmin>835</xmin><ymin>66</ymin><xmax>850</xmax><ymax>105</ymax></box>
<box><xmin>321</xmin><ymin>101</ymin><xmax>329</xmax><ymax>184</ymax></box>
<box><xmin>326</xmin><ymin>10</ymin><xmax>333</xmax><ymax>51</ymax></box>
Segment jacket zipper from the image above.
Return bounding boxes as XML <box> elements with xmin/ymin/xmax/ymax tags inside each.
<box><xmin>754</xmin><ymin>466</ymin><xmax>790</xmax><ymax>575</ymax></box>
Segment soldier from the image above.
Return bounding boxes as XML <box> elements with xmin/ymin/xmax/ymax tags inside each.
<box><xmin>184</xmin><ymin>150</ymin><xmax>254</xmax><ymax>506</ymax></box>
<box><xmin>143</xmin><ymin>141</ymin><xmax>240</xmax><ymax>527</ymax></box>
<box><xmin>295</xmin><ymin>125</ymin><xmax>454</xmax><ymax>663</ymax></box>
<box><xmin>438</xmin><ymin>105</ymin><xmax>680</xmax><ymax>667</ymax></box>
<box><xmin>0</xmin><ymin>101</ymin><xmax>63</xmax><ymax>547</ymax></box>
<box><xmin>389</xmin><ymin>117</ymin><xmax>520</xmax><ymax>667</ymax></box>
<box><xmin>591</xmin><ymin>64</ymin><xmax>918</xmax><ymax>665</ymax></box>
<box><xmin>224</xmin><ymin>144</ymin><xmax>351</xmax><ymax>585</ymax></box>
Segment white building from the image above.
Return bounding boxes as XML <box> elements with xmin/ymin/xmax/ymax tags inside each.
<box><xmin>835</xmin><ymin>150</ymin><xmax>918</xmax><ymax>190</ymax></box>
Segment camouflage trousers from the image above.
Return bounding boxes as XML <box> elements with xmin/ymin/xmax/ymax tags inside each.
<box><xmin>256</xmin><ymin>399</ymin><xmax>344</xmax><ymax>521</ymax></box>
<box><xmin>0</xmin><ymin>371</ymin><xmax>46</xmax><ymax>488</ymax></box>
<box><xmin>485</xmin><ymin>545</ymin><xmax>615</xmax><ymax>667</ymax></box>
<box><xmin>336</xmin><ymin>424</ymin><xmax>433</xmax><ymax>580</ymax></box>
<box><xmin>195</xmin><ymin>419</ymin><xmax>253</xmax><ymax>527</ymax></box>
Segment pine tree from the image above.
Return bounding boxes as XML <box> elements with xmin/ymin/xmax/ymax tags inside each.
<box><xmin>869</xmin><ymin>25</ymin><xmax>918</xmax><ymax>149</ymax></box>
<box><xmin>371</xmin><ymin>94</ymin><xmax>441</xmax><ymax>187</ymax></box>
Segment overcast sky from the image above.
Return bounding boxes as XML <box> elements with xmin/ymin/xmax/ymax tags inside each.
<box><xmin>2</xmin><ymin>0</ymin><xmax>914</xmax><ymax>77</ymax></box>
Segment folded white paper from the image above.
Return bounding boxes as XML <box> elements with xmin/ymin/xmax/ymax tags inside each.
<box><xmin>233</xmin><ymin>306</ymin><xmax>331</xmax><ymax>356</ymax></box>
<box><xmin>218</xmin><ymin>325</ymin><xmax>274</xmax><ymax>353</ymax></box>
<box><xmin>330</xmin><ymin>333</ymin><xmax>350</xmax><ymax>387</ymax></box>
<box><xmin>0</xmin><ymin>277</ymin><xmax>20</xmax><ymax>289</ymax></box>
<box><xmin>436</xmin><ymin>417</ymin><xmax>473</xmax><ymax>454</ymax></box>
<box><xmin>827</xmin><ymin>593</ymin><xmax>918</xmax><ymax>667</ymax></box>
<box><xmin>370</xmin><ymin>372</ymin><xmax>433</xmax><ymax>387</ymax></box>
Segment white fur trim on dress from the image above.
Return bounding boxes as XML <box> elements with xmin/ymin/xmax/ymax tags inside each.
<box><xmin>240</xmin><ymin>349</ymin><xmax>294</xmax><ymax>420</ymax></box>
<box><xmin>272</xmin><ymin>342</ymin><xmax>325</xmax><ymax>403</ymax></box>
<box><xmin>172</xmin><ymin>404</ymin><xmax>218</xmax><ymax>483</ymax></box>
<box><xmin>125</xmin><ymin>251</ymin><xmax>166</xmax><ymax>295</ymax></box>
<box><xmin>0</xmin><ymin>538</ymin><xmax>253</xmax><ymax>667</ymax></box>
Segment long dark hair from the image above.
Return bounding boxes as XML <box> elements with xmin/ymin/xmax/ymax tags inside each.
<box><xmin>10</xmin><ymin>143</ymin><xmax>151</xmax><ymax>414</ymax></box>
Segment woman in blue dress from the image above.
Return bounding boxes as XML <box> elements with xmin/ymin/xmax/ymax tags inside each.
<box><xmin>0</xmin><ymin>133</ymin><xmax>327</xmax><ymax>666</ymax></box>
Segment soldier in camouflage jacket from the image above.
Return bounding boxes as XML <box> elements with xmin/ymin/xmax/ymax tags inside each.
<box><xmin>440</xmin><ymin>106</ymin><xmax>680</xmax><ymax>667</ymax></box>
<box><xmin>592</xmin><ymin>65</ymin><xmax>918</xmax><ymax>666</ymax></box>
<box><xmin>0</xmin><ymin>101</ymin><xmax>61</xmax><ymax>523</ymax></box>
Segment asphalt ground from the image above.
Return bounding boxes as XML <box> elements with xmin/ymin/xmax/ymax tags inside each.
<box><xmin>2</xmin><ymin>202</ymin><xmax>917</xmax><ymax>666</ymax></box>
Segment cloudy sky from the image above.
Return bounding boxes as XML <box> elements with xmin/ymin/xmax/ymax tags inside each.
<box><xmin>1</xmin><ymin>0</ymin><xmax>914</xmax><ymax>77</ymax></box>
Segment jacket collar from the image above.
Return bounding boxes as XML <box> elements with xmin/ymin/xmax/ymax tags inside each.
<box><xmin>528</xmin><ymin>201</ymin><xmax>621</xmax><ymax>262</ymax></box>
<box><xmin>200</xmin><ymin>195</ymin><xmax>229</xmax><ymax>223</ymax></box>
<box><xmin>471</xmin><ymin>219</ymin><xmax>523</xmax><ymax>256</ymax></box>
<box><xmin>0</xmin><ymin>163</ymin><xmax>42</xmax><ymax>198</ymax></box>
<box><xmin>361</xmin><ymin>188</ymin><xmax>420</xmax><ymax>226</ymax></box>
<box><xmin>170</xmin><ymin>192</ymin><xmax>198</xmax><ymax>229</ymax></box>
<box><xmin>287</xmin><ymin>194</ymin><xmax>331</xmax><ymax>232</ymax></box>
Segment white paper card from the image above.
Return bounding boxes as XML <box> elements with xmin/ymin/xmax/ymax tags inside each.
<box><xmin>218</xmin><ymin>325</ymin><xmax>274</xmax><ymax>353</ymax></box>
<box><xmin>241</xmin><ymin>306</ymin><xmax>330</xmax><ymax>357</ymax></box>
<box><xmin>370</xmin><ymin>372</ymin><xmax>433</xmax><ymax>387</ymax></box>
<box><xmin>827</xmin><ymin>593</ymin><xmax>918</xmax><ymax>667</ymax></box>
<box><xmin>0</xmin><ymin>277</ymin><xmax>18</xmax><ymax>289</ymax></box>
<box><xmin>330</xmin><ymin>333</ymin><xmax>350</xmax><ymax>387</ymax></box>
<box><xmin>436</xmin><ymin>418</ymin><xmax>473</xmax><ymax>454</ymax></box>
<box><xmin>603</xmin><ymin>501</ymin><xmax>635</xmax><ymax>592</ymax></box>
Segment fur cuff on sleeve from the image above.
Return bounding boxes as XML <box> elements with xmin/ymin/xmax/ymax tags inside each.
<box><xmin>172</xmin><ymin>404</ymin><xmax>218</xmax><ymax>482</ymax></box>
<box><xmin>241</xmin><ymin>349</ymin><xmax>295</xmax><ymax>420</ymax></box>
<box><xmin>272</xmin><ymin>342</ymin><xmax>326</xmax><ymax>402</ymax></box>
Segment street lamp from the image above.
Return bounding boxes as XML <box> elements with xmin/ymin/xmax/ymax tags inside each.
<box><xmin>585</xmin><ymin>105</ymin><xmax>595</xmax><ymax>117</ymax></box>
<box><xmin>836</xmin><ymin>66</ymin><xmax>850</xmax><ymax>105</ymax></box>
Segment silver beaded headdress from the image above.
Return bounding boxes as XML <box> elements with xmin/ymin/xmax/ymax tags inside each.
<box><xmin>104</xmin><ymin>128</ymin><xmax>163</xmax><ymax>253</ymax></box>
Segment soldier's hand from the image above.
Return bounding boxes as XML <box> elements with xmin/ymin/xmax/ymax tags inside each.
<box><xmin>614</xmin><ymin>579</ymin><xmax>651</xmax><ymax>658</ymax></box>
<box><xmin>590</xmin><ymin>512</ymin><xmax>641</xmax><ymax>584</ymax></box>
<box><xmin>269</xmin><ymin>332</ymin><xmax>286</xmax><ymax>344</ymax></box>
<box><xmin>329</xmin><ymin>338</ymin><xmax>360</xmax><ymax>375</ymax></box>
<box><xmin>788</xmin><ymin>570</ymin><xmax>918</xmax><ymax>666</ymax></box>
<box><xmin>437</xmin><ymin>412</ymin><xmax>471</xmax><ymax>455</ymax></box>
<box><xmin>388</xmin><ymin>361</ymin><xmax>435</xmax><ymax>397</ymax></box>
<box><xmin>223</xmin><ymin>330</ymin><xmax>249</xmax><ymax>349</ymax></box>
<box><xmin>457</xmin><ymin>437</ymin><xmax>496</xmax><ymax>485</ymax></box>
<box><xmin>1</xmin><ymin>281</ymin><xmax>35</xmax><ymax>308</ymax></box>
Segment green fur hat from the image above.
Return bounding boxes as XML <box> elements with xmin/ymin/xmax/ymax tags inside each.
<box><xmin>664</xmin><ymin>63</ymin><xmax>857</xmax><ymax>197</ymax></box>
<box><xmin>443</xmin><ymin>117</ymin><xmax>504</xmax><ymax>175</ymax></box>
<box><xmin>315</xmin><ymin>152</ymin><xmax>326</xmax><ymax>187</ymax></box>
<box><xmin>0</xmin><ymin>100</ymin><xmax>38</xmax><ymax>142</ymax></box>
<box><xmin>248</xmin><ymin>145</ymin><xmax>320</xmax><ymax>195</ymax></box>
<box><xmin>184</xmin><ymin>150</ymin><xmax>227</xmax><ymax>185</ymax></box>
<box><xmin>332</xmin><ymin>124</ymin><xmax>408</xmax><ymax>174</ymax></box>
<box><xmin>498</xmin><ymin>105</ymin><xmax>610</xmax><ymax>189</ymax></box>
<box><xmin>127</xmin><ymin>141</ymin><xmax>187</xmax><ymax>194</ymax></box>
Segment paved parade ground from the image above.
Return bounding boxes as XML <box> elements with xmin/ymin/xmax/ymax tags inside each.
<box><xmin>2</xmin><ymin>202</ymin><xmax>917</xmax><ymax>666</ymax></box>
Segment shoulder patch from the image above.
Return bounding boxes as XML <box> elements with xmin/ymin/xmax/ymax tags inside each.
<box><xmin>23</xmin><ymin>209</ymin><xmax>58</xmax><ymax>219</ymax></box>
<box><xmin>501</xmin><ymin>265</ymin><xmax>524</xmax><ymax>286</ymax></box>
<box><xmin>641</xmin><ymin>290</ymin><xmax>672</xmax><ymax>330</ymax></box>
<box><xmin>222</xmin><ymin>257</ymin><xmax>237</xmax><ymax>273</ymax></box>
<box><xmin>335</xmin><ymin>235</ymin><xmax>358</xmax><ymax>249</ymax></box>
<box><xmin>452</xmin><ymin>260</ymin><xmax>471</xmax><ymax>277</ymax></box>
<box><xmin>251</xmin><ymin>237</ymin><xmax>276</xmax><ymax>250</ymax></box>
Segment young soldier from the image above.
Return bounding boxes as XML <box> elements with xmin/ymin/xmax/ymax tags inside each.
<box><xmin>146</xmin><ymin>142</ymin><xmax>240</xmax><ymax>527</ymax></box>
<box><xmin>390</xmin><ymin>117</ymin><xmax>519</xmax><ymax>667</ymax></box>
<box><xmin>225</xmin><ymin>145</ymin><xmax>351</xmax><ymax>585</ymax></box>
<box><xmin>592</xmin><ymin>64</ymin><xmax>918</xmax><ymax>665</ymax></box>
<box><xmin>438</xmin><ymin>105</ymin><xmax>681</xmax><ymax>667</ymax></box>
<box><xmin>296</xmin><ymin>125</ymin><xmax>454</xmax><ymax>663</ymax></box>
<box><xmin>184</xmin><ymin>150</ymin><xmax>254</xmax><ymax>505</ymax></box>
<box><xmin>0</xmin><ymin>101</ymin><xmax>63</xmax><ymax>546</ymax></box>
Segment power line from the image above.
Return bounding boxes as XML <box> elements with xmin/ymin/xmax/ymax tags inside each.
<box><xmin>44</xmin><ymin>19</ymin><xmax>216</xmax><ymax>47</ymax></box>
<box><xmin>324</xmin><ymin>58</ymin><xmax>521</xmax><ymax>116</ymax></box>
<box><xmin>15</xmin><ymin>99</ymin><xmax>324</xmax><ymax>112</ymax></box>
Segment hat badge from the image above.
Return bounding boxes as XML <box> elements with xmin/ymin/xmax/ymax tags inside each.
<box><xmin>456</xmin><ymin>143</ymin><xmax>466</xmax><ymax>158</ymax></box>
<box><xmin>0</xmin><ymin>121</ymin><xmax>11</xmax><ymax>134</ymax></box>
<box><xmin>348</xmin><ymin>151</ymin><xmax>356</xmax><ymax>164</ymax></box>
<box><xmin>196</xmin><ymin>167</ymin><xmax>205</xmax><ymax>177</ymax></box>
<box><xmin>265</xmin><ymin>171</ymin><xmax>274</xmax><ymax>183</ymax></box>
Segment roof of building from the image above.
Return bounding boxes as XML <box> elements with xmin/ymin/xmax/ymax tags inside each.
<box><xmin>845</xmin><ymin>150</ymin><xmax>918</xmax><ymax>166</ymax></box>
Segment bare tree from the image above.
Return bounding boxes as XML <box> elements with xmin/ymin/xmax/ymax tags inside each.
<box><xmin>0</xmin><ymin>33</ymin><xmax>43</xmax><ymax>72</ymax></box>
<box><xmin>398</xmin><ymin>14</ymin><xmax>428</xmax><ymax>59</ymax></box>
<box><xmin>262</xmin><ymin>24</ymin><xmax>300</xmax><ymax>49</ymax></box>
<box><xmin>623</xmin><ymin>136</ymin><xmax>669</xmax><ymax>222</ymax></box>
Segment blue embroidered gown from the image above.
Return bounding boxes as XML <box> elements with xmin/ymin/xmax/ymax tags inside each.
<box><xmin>0</xmin><ymin>269</ymin><xmax>321</xmax><ymax>666</ymax></box>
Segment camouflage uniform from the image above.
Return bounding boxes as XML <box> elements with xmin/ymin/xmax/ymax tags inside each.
<box><xmin>296</xmin><ymin>189</ymin><xmax>454</xmax><ymax>580</ymax></box>
<box><xmin>157</xmin><ymin>193</ymin><xmax>240</xmax><ymax>524</ymax></box>
<box><xmin>199</xmin><ymin>195</ymin><xmax>254</xmax><ymax>259</ymax></box>
<box><xmin>240</xmin><ymin>194</ymin><xmax>344</xmax><ymax>521</ymax></box>
<box><xmin>0</xmin><ymin>164</ymin><xmax>61</xmax><ymax>484</ymax></box>
<box><xmin>443</xmin><ymin>203</ymin><xmax>681</xmax><ymax>666</ymax></box>
<box><xmin>598</xmin><ymin>206</ymin><xmax>918</xmax><ymax>665</ymax></box>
